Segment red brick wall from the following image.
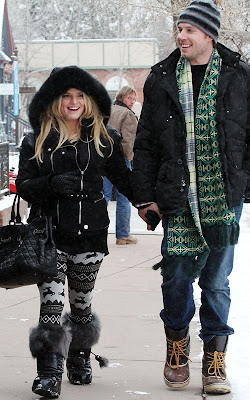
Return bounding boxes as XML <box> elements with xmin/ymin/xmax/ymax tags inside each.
<box><xmin>89</xmin><ymin>68</ymin><xmax>150</xmax><ymax>104</ymax></box>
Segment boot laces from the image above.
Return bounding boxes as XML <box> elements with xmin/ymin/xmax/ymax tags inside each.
<box><xmin>167</xmin><ymin>337</ymin><xmax>191</xmax><ymax>369</ymax></box>
<box><xmin>207</xmin><ymin>351</ymin><xmax>227</xmax><ymax>380</ymax></box>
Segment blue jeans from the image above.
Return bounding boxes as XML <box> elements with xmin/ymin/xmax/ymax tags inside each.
<box><xmin>103</xmin><ymin>160</ymin><xmax>131</xmax><ymax>239</ymax></box>
<box><xmin>160</xmin><ymin>201</ymin><xmax>243</xmax><ymax>343</ymax></box>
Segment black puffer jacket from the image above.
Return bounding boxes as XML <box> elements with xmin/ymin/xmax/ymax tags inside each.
<box><xmin>16</xmin><ymin>66</ymin><xmax>133</xmax><ymax>249</ymax></box>
<box><xmin>132</xmin><ymin>43</ymin><xmax>250</xmax><ymax>215</ymax></box>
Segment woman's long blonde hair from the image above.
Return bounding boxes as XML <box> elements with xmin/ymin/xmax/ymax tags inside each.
<box><xmin>33</xmin><ymin>91</ymin><xmax>113</xmax><ymax>163</ymax></box>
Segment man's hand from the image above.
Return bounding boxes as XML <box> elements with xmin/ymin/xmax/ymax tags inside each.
<box><xmin>138</xmin><ymin>202</ymin><xmax>162</xmax><ymax>230</ymax></box>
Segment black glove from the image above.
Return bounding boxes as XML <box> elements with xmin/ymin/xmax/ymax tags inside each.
<box><xmin>145</xmin><ymin>210</ymin><xmax>161</xmax><ymax>231</ymax></box>
<box><xmin>50</xmin><ymin>173</ymin><xmax>81</xmax><ymax>196</ymax></box>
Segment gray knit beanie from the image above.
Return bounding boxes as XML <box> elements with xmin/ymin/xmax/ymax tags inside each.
<box><xmin>177</xmin><ymin>0</ymin><xmax>221</xmax><ymax>43</ymax></box>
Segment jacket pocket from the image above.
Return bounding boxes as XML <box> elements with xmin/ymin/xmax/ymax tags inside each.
<box><xmin>54</xmin><ymin>197</ymin><xmax>110</xmax><ymax>234</ymax></box>
<box><xmin>80</xmin><ymin>197</ymin><xmax>110</xmax><ymax>231</ymax></box>
<box><xmin>156</xmin><ymin>162</ymin><xmax>189</xmax><ymax>214</ymax></box>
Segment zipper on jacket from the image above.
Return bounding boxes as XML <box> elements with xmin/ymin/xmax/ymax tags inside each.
<box><xmin>78</xmin><ymin>199</ymin><xmax>82</xmax><ymax>235</ymax></box>
<box><xmin>50</xmin><ymin>140</ymin><xmax>91</xmax><ymax>234</ymax></box>
<box><xmin>51</xmin><ymin>145</ymin><xmax>78</xmax><ymax>228</ymax></box>
<box><xmin>78</xmin><ymin>171</ymin><xmax>85</xmax><ymax>235</ymax></box>
<box><xmin>80</xmin><ymin>171</ymin><xmax>84</xmax><ymax>191</ymax></box>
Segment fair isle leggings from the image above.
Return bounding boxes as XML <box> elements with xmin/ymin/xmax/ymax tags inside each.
<box><xmin>38</xmin><ymin>250</ymin><xmax>104</xmax><ymax>325</ymax></box>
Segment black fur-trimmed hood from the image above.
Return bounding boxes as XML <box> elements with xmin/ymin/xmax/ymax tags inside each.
<box><xmin>29</xmin><ymin>66</ymin><xmax>111</xmax><ymax>133</ymax></box>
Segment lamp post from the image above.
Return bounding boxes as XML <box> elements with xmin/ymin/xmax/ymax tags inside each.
<box><xmin>11</xmin><ymin>48</ymin><xmax>19</xmax><ymax>147</ymax></box>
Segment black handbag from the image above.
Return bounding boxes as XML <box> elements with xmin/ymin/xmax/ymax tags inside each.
<box><xmin>0</xmin><ymin>194</ymin><xmax>58</xmax><ymax>289</ymax></box>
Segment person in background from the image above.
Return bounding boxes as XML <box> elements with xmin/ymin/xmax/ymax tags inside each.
<box><xmin>132</xmin><ymin>0</ymin><xmax>250</xmax><ymax>395</ymax></box>
<box><xmin>16</xmin><ymin>66</ymin><xmax>133</xmax><ymax>398</ymax></box>
<box><xmin>103</xmin><ymin>86</ymin><xmax>138</xmax><ymax>245</ymax></box>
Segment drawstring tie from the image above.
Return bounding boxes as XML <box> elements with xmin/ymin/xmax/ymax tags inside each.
<box><xmin>91</xmin><ymin>351</ymin><xmax>109</xmax><ymax>368</ymax></box>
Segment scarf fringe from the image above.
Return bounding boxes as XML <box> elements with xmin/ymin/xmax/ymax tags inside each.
<box><xmin>153</xmin><ymin>222</ymin><xmax>239</xmax><ymax>278</ymax></box>
<box><xmin>152</xmin><ymin>249</ymin><xmax>210</xmax><ymax>279</ymax></box>
<box><xmin>203</xmin><ymin>222</ymin><xmax>240</xmax><ymax>250</ymax></box>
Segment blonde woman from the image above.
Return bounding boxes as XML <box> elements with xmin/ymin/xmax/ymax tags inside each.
<box><xmin>16</xmin><ymin>66</ymin><xmax>133</xmax><ymax>398</ymax></box>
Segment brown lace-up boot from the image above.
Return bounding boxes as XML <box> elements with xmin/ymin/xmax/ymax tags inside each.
<box><xmin>202</xmin><ymin>336</ymin><xmax>231</xmax><ymax>394</ymax></box>
<box><xmin>164</xmin><ymin>325</ymin><xmax>191</xmax><ymax>389</ymax></box>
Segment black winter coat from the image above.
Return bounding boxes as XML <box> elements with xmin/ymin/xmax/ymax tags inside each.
<box><xmin>132</xmin><ymin>43</ymin><xmax>250</xmax><ymax>215</ymax></box>
<box><xmin>16</xmin><ymin>123</ymin><xmax>133</xmax><ymax>239</ymax></box>
<box><xmin>16</xmin><ymin>66</ymin><xmax>133</xmax><ymax>254</ymax></box>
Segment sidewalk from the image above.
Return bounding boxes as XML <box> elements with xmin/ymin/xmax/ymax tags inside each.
<box><xmin>0</xmin><ymin>201</ymin><xmax>249</xmax><ymax>400</ymax></box>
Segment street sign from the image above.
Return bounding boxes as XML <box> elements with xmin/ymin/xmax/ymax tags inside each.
<box><xmin>19</xmin><ymin>86</ymin><xmax>36</xmax><ymax>94</ymax></box>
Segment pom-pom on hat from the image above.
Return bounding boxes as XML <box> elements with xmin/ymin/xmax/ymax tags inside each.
<box><xmin>177</xmin><ymin>0</ymin><xmax>221</xmax><ymax>43</ymax></box>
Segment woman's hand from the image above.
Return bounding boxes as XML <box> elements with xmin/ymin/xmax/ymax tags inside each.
<box><xmin>50</xmin><ymin>173</ymin><xmax>81</xmax><ymax>195</ymax></box>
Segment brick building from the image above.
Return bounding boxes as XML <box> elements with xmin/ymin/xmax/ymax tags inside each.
<box><xmin>16</xmin><ymin>38</ymin><xmax>159</xmax><ymax>114</ymax></box>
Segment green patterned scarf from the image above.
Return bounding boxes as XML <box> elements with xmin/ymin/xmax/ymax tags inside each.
<box><xmin>155</xmin><ymin>49</ymin><xmax>239</xmax><ymax>277</ymax></box>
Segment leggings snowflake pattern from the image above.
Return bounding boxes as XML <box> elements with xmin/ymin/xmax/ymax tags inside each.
<box><xmin>38</xmin><ymin>250</ymin><xmax>104</xmax><ymax>325</ymax></box>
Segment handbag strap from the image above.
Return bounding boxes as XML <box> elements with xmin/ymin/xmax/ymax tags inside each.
<box><xmin>9</xmin><ymin>194</ymin><xmax>22</xmax><ymax>224</ymax></box>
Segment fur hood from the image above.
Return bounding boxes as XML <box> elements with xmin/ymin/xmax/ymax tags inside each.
<box><xmin>28</xmin><ymin>66</ymin><xmax>111</xmax><ymax>133</ymax></box>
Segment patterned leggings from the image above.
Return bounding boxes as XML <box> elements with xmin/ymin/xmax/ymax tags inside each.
<box><xmin>38</xmin><ymin>250</ymin><xmax>104</xmax><ymax>325</ymax></box>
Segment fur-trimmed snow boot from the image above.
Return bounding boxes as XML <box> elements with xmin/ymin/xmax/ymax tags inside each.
<box><xmin>29</xmin><ymin>324</ymin><xmax>71</xmax><ymax>398</ymax></box>
<box><xmin>63</xmin><ymin>312</ymin><xmax>108</xmax><ymax>385</ymax></box>
<box><xmin>202</xmin><ymin>336</ymin><xmax>231</xmax><ymax>395</ymax></box>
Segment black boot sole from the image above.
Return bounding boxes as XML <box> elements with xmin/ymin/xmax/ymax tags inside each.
<box><xmin>32</xmin><ymin>386</ymin><xmax>60</xmax><ymax>398</ymax></box>
<box><xmin>32</xmin><ymin>377</ymin><xmax>61</xmax><ymax>398</ymax></box>
<box><xmin>67</xmin><ymin>371</ymin><xmax>92</xmax><ymax>385</ymax></box>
